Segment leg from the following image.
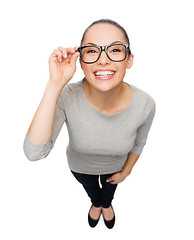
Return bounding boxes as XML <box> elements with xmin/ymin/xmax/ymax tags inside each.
<box><xmin>71</xmin><ymin>171</ymin><xmax>102</xmax><ymax>207</ymax></box>
<box><xmin>100</xmin><ymin>173</ymin><xmax>118</xmax><ymax>228</ymax></box>
<box><xmin>100</xmin><ymin>173</ymin><xmax>118</xmax><ymax>208</ymax></box>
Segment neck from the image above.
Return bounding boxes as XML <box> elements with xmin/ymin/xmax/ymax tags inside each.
<box><xmin>84</xmin><ymin>79</ymin><xmax>125</xmax><ymax>110</ymax></box>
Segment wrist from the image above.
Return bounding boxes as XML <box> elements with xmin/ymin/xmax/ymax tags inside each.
<box><xmin>46</xmin><ymin>79</ymin><xmax>64</xmax><ymax>97</ymax></box>
<box><xmin>121</xmin><ymin>169</ymin><xmax>131</xmax><ymax>179</ymax></box>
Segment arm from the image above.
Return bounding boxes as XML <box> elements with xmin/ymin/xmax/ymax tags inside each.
<box><xmin>121</xmin><ymin>151</ymin><xmax>140</xmax><ymax>177</ymax></box>
<box><xmin>23</xmin><ymin>47</ymin><xmax>80</xmax><ymax>161</ymax></box>
<box><xmin>106</xmin><ymin>152</ymin><xmax>140</xmax><ymax>184</ymax></box>
<box><xmin>107</xmin><ymin>99</ymin><xmax>156</xmax><ymax>184</ymax></box>
<box><xmin>23</xmin><ymin>84</ymin><xmax>66</xmax><ymax>161</ymax></box>
<box><xmin>27</xmin><ymin>80</ymin><xmax>62</xmax><ymax>146</ymax></box>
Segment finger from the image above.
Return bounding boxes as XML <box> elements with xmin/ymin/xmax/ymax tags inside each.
<box><xmin>110</xmin><ymin>181</ymin><xmax>117</xmax><ymax>184</ymax></box>
<box><xmin>49</xmin><ymin>49</ymin><xmax>63</xmax><ymax>63</ymax></box>
<box><xmin>109</xmin><ymin>179</ymin><xmax>116</xmax><ymax>184</ymax></box>
<box><xmin>106</xmin><ymin>177</ymin><xmax>112</xmax><ymax>183</ymax></box>
<box><xmin>57</xmin><ymin>47</ymin><xmax>76</xmax><ymax>58</ymax></box>
<box><xmin>73</xmin><ymin>46</ymin><xmax>80</xmax><ymax>52</ymax></box>
<box><xmin>57</xmin><ymin>47</ymin><xmax>68</xmax><ymax>59</ymax></box>
<box><xmin>70</xmin><ymin>51</ymin><xmax>80</xmax><ymax>67</ymax></box>
<box><xmin>56</xmin><ymin>49</ymin><xmax>65</xmax><ymax>62</ymax></box>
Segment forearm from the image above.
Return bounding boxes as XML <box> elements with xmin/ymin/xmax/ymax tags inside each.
<box><xmin>28</xmin><ymin>79</ymin><xmax>63</xmax><ymax>145</ymax></box>
<box><xmin>121</xmin><ymin>151</ymin><xmax>140</xmax><ymax>177</ymax></box>
<box><xmin>107</xmin><ymin>151</ymin><xmax>140</xmax><ymax>184</ymax></box>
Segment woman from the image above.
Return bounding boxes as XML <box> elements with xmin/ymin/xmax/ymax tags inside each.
<box><xmin>23</xmin><ymin>19</ymin><xmax>156</xmax><ymax>229</ymax></box>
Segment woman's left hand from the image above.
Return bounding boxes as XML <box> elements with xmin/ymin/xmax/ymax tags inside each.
<box><xmin>106</xmin><ymin>172</ymin><xmax>127</xmax><ymax>184</ymax></box>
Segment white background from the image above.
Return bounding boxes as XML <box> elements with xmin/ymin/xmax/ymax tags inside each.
<box><xmin>0</xmin><ymin>0</ymin><xmax>194</xmax><ymax>239</ymax></box>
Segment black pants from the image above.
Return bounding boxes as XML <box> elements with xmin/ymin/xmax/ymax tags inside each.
<box><xmin>71</xmin><ymin>171</ymin><xmax>118</xmax><ymax>208</ymax></box>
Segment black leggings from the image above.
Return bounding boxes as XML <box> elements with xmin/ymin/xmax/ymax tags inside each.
<box><xmin>71</xmin><ymin>171</ymin><xmax>118</xmax><ymax>208</ymax></box>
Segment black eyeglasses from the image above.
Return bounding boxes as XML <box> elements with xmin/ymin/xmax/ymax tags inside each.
<box><xmin>78</xmin><ymin>43</ymin><xmax>131</xmax><ymax>64</ymax></box>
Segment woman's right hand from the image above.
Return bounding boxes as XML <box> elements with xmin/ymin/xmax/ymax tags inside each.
<box><xmin>48</xmin><ymin>46</ymin><xmax>80</xmax><ymax>88</ymax></box>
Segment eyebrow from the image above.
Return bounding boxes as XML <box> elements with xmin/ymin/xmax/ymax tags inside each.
<box><xmin>84</xmin><ymin>41</ymin><xmax>124</xmax><ymax>46</ymax></box>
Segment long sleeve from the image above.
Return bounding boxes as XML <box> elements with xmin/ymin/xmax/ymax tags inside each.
<box><xmin>131</xmin><ymin>99</ymin><xmax>156</xmax><ymax>155</ymax></box>
<box><xmin>23</xmin><ymin>94</ymin><xmax>66</xmax><ymax>161</ymax></box>
<box><xmin>23</xmin><ymin>78</ymin><xmax>157</xmax><ymax>175</ymax></box>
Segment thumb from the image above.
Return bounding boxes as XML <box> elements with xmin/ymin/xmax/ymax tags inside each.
<box><xmin>106</xmin><ymin>177</ymin><xmax>112</xmax><ymax>183</ymax></box>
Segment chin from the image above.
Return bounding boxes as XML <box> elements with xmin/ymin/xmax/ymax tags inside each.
<box><xmin>93</xmin><ymin>79</ymin><xmax>121</xmax><ymax>92</ymax></box>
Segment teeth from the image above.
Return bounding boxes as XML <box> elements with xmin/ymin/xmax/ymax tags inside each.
<box><xmin>95</xmin><ymin>71</ymin><xmax>115</xmax><ymax>76</ymax></box>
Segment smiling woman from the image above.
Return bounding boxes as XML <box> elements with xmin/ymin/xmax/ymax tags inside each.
<box><xmin>23</xmin><ymin>19</ymin><xmax>156</xmax><ymax>229</ymax></box>
<box><xmin>78</xmin><ymin>21</ymin><xmax>134</xmax><ymax>106</ymax></box>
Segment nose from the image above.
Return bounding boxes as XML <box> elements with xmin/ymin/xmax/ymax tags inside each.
<box><xmin>97</xmin><ymin>50</ymin><xmax>110</xmax><ymax>65</ymax></box>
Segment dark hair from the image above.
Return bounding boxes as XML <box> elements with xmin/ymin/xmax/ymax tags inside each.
<box><xmin>80</xmin><ymin>19</ymin><xmax>130</xmax><ymax>47</ymax></box>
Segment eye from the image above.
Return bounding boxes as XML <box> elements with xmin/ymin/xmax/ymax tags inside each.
<box><xmin>108</xmin><ymin>44</ymin><xmax>125</xmax><ymax>54</ymax></box>
<box><xmin>87</xmin><ymin>49</ymin><xmax>97</xmax><ymax>54</ymax></box>
<box><xmin>111</xmin><ymin>48</ymin><xmax>122</xmax><ymax>53</ymax></box>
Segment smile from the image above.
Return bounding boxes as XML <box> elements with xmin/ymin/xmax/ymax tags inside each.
<box><xmin>94</xmin><ymin>70</ymin><xmax>115</xmax><ymax>76</ymax></box>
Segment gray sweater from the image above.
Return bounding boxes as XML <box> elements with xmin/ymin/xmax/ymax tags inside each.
<box><xmin>23</xmin><ymin>78</ymin><xmax>156</xmax><ymax>175</ymax></box>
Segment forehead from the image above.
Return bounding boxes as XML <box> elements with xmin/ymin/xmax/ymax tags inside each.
<box><xmin>82</xmin><ymin>23</ymin><xmax>126</xmax><ymax>46</ymax></box>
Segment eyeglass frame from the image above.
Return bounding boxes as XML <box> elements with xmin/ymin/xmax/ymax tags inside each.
<box><xmin>78</xmin><ymin>43</ymin><xmax>131</xmax><ymax>64</ymax></box>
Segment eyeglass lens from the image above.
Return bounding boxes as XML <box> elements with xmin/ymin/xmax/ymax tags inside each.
<box><xmin>81</xmin><ymin>44</ymin><xmax>127</xmax><ymax>63</ymax></box>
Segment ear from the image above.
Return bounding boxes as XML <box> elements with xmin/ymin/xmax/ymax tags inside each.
<box><xmin>126</xmin><ymin>54</ymin><xmax>134</xmax><ymax>69</ymax></box>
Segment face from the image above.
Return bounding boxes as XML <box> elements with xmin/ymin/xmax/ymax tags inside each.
<box><xmin>80</xmin><ymin>23</ymin><xmax>134</xmax><ymax>92</ymax></box>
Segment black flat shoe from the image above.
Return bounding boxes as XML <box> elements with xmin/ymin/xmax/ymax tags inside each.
<box><xmin>102</xmin><ymin>205</ymin><xmax>115</xmax><ymax>229</ymax></box>
<box><xmin>88</xmin><ymin>205</ymin><xmax>101</xmax><ymax>228</ymax></box>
